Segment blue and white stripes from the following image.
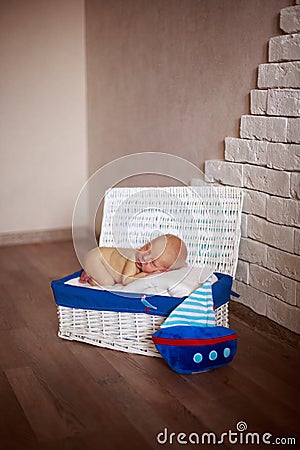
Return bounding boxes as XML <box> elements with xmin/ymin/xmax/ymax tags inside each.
<box><xmin>161</xmin><ymin>276</ymin><xmax>215</xmax><ymax>328</ymax></box>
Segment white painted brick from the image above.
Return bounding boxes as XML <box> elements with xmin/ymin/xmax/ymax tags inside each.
<box><xmin>243</xmin><ymin>165</ymin><xmax>290</xmax><ymax>197</ymax></box>
<box><xmin>290</xmin><ymin>172</ymin><xmax>300</xmax><ymax>199</ymax></box>
<box><xmin>258</xmin><ymin>62</ymin><xmax>300</xmax><ymax>89</ymax></box>
<box><xmin>243</xmin><ymin>189</ymin><xmax>268</xmax><ymax>217</ymax></box>
<box><xmin>239</xmin><ymin>237</ymin><xmax>268</xmax><ymax>265</ymax></box>
<box><xmin>241</xmin><ymin>213</ymin><xmax>248</xmax><ymax>237</ymax></box>
<box><xmin>250</xmin><ymin>90</ymin><xmax>267</xmax><ymax>115</ymax></box>
<box><xmin>280</xmin><ymin>5</ymin><xmax>300</xmax><ymax>33</ymax></box>
<box><xmin>248</xmin><ymin>215</ymin><xmax>294</xmax><ymax>252</ymax></box>
<box><xmin>297</xmin><ymin>282</ymin><xmax>300</xmax><ymax>308</ymax></box>
<box><xmin>240</xmin><ymin>115</ymin><xmax>287</xmax><ymax>142</ymax></box>
<box><xmin>204</xmin><ymin>160</ymin><xmax>243</xmax><ymax>187</ymax></box>
<box><xmin>266</xmin><ymin>296</ymin><xmax>300</xmax><ymax>334</ymax></box>
<box><xmin>266</xmin><ymin>142</ymin><xmax>300</xmax><ymax>171</ymax></box>
<box><xmin>267</xmin><ymin>247</ymin><xmax>300</xmax><ymax>281</ymax></box>
<box><xmin>249</xmin><ymin>264</ymin><xmax>296</xmax><ymax>305</ymax></box>
<box><xmin>287</xmin><ymin>117</ymin><xmax>300</xmax><ymax>143</ymax></box>
<box><xmin>269</xmin><ymin>33</ymin><xmax>300</xmax><ymax>62</ymax></box>
<box><xmin>294</xmin><ymin>229</ymin><xmax>300</xmax><ymax>255</ymax></box>
<box><xmin>248</xmin><ymin>89</ymin><xmax>300</xmax><ymax>117</ymax></box>
<box><xmin>235</xmin><ymin>259</ymin><xmax>249</xmax><ymax>284</ymax></box>
<box><xmin>267</xmin><ymin>89</ymin><xmax>300</xmax><ymax>117</ymax></box>
<box><xmin>249</xmin><ymin>89</ymin><xmax>300</xmax><ymax>117</ymax></box>
<box><xmin>226</xmin><ymin>139</ymin><xmax>299</xmax><ymax>172</ymax></box>
<box><xmin>266</xmin><ymin>196</ymin><xmax>299</xmax><ymax>226</ymax></box>
<box><xmin>225</xmin><ymin>137</ymin><xmax>267</xmax><ymax>165</ymax></box>
<box><xmin>233</xmin><ymin>280</ymin><xmax>267</xmax><ymax>315</ymax></box>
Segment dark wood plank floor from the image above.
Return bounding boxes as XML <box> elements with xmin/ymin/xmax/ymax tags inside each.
<box><xmin>0</xmin><ymin>241</ymin><xmax>299</xmax><ymax>450</ymax></box>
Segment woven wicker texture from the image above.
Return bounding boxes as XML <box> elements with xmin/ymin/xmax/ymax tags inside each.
<box><xmin>58</xmin><ymin>186</ymin><xmax>242</xmax><ymax>357</ymax></box>
<box><xmin>57</xmin><ymin>303</ymin><xmax>229</xmax><ymax>357</ymax></box>
<box><xmin>100</xmin><ymin>186</ymin><xmax>243</xmax><ymax>276</ymax></box>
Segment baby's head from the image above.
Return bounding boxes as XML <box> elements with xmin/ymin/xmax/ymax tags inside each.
<box><xmin>136</xmin><ymin>234</ymin><xmax>187</xmax><ymax>274</ymax></box>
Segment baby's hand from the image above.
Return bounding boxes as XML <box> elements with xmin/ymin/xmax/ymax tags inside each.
<box><xmin>122</xmin><ymin>271</ymin><xmax>148</xmax><ymax>286</ymax></box>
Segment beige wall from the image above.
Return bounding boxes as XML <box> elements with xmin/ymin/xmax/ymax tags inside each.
<box><xmin>0</xmin><ymin>0</ymin><xmax>293</xmax><ymax>235</ymax></box>
<box><xmin>0</xmin><ymin>0</ymin><xmax>87</xmax><ymax>234</ymax></box>
<box><xmin>86</xmin><ymin>0</ymin><xmax>292</xmax><ymax>177</ymax></box>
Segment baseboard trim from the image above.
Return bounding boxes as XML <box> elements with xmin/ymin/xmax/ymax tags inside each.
<box><xmin>0</xmin><ymin>228</ymin><xmax>72</xmax><ymax>246</ymax></box>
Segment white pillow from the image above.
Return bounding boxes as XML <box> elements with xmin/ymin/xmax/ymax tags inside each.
<box><xmin>118</xmin><ymin>266</ymin><xmax>214</xmax><ymax>297</ymax></box>
<box><xmin>66</xmin><ymin>266</ymin><xmax>216</xmax><ymax>297</ymax></box>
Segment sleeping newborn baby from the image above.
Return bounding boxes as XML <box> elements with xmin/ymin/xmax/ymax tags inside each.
<box><xmin>79</xmin><ymin>234</ymin><xmax>187</xmax><ymax>287</ymax></box>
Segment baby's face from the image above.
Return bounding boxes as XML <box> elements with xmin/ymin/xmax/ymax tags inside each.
<box><xmin>136</xmin><ymin>236</ymin><xmax>182</xmax><ymax>274</ymax></box>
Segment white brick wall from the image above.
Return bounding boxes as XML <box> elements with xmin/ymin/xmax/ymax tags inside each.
<box><xmin>204</xmin><ymin>160</ymin><xmax>243</xmax><ymax>186</ymax></box>
<box><xmin>204</xmin><ymin>1</ymin><xmax>300</xmax><ymax>334</ymax></box>
<box><xmin>241</xmin><ymin>213</ymin><xmax>248</xmax><ymax>237</ymax></box>
<box><xmin>266</xmin><ymin>297</ymin><xmax>300</xmax><ymax>334</ymax></box>
<box><xmin>250</xmin><ymin>90</ymin><xmax>268</xmax><ymax>115</ymax></box>
<box><xmin>240</xmin><ymin>115</ymin><xmax>287</xmax><ymax>142</ymax></box>
<box><xmin>235</xmin><ymin>260</ymin><xmax>249</xmax><ymax>284</ymax></box>
<box><xmin>240</xmin><ymin>115</ymin><xmax>300</xmax><ymax>143</ymax></box>
<box><xmin>266</xmin><ymin>246</ymin><xmax>299</xmax><ymax>281</ymax></box>
<box><xmin>239</xmin><ymin>237</ymin><xmax>268</xmax><ymax>265</ymax></box>
<box><xmin>225</xmin><ymin>138</ymin><xmax>300</xmax><ymax>171</ymax></box>
<box><xmin>225</xmin><ymin>137</ymin><xmax>267</xmax><ymax>165</ymax></box>
<box><xmin>233</xmin><ymin>280</ymin><xmax>267</xmax><ymax>315</ymax></box>
<box><xmin>287</xmin><ymin>117</ymin><xmax>300</xmax><ymax>143</ymax></box>
<box><xmin>269</xmin><ymin>33</ymin><xmax>300</xmax><ymax>62</ymax></box>
<box><xmin>267</xmin><ymin>143</ymin><xmax>300</xmax><ymax>171</ymax></box>
<box><xmin>251</xmin><ymin>89</ymin><xmax>300</xmax><ymax>117</ymax></box>
<box><xmin>266</xmin><ymin>196</ymin><xmax>299</xmax><ymax>226</ymax></box>
<box><xmin>247</xmin><ymin>215</ymin><xmax>294</xmax><ymax>252</ymax></box>
<box><xmin>239</xmin><ymin>237</ymin><xmax>300</xmax><ymax>281</ymax></box>
<box><xmin>290</xmin><ymin>172</ymin><xmax>300</xmax><ymax>199</ymax></box>
<box><xmin>280</xmin><ymin>5</ymin><xmax>300</xmax><ymax>34</ymax></box>
<box><xmin>249</xmin><ymin>264</ymin><xmax>296</xmax><ymax>305</ymax></box>
<box><xmin>243</xmin><ymin>189</ymin><xmax>268</xmax><ymax>217</ymax></box>
<box><xmin>267</xmin><ymin>89</ymin><xmax>300</xmax><ymax>116</ymax></box>
<box><xmin>295</xmin><ymin>229</ymin><xmax>300</xmax><ymax>255</ymax></box>
<box><xmin>243</xmin><ymin>165</ymin><xmax>290</xmax><ymax>197</ymax></box>
<box><xmin>258</xmin><ymin>61</ymin><xmax>300</xmax><ymax>88</ymax></box>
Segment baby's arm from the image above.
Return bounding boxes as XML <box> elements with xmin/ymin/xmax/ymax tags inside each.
<box><xmin>122</xmin><ymin>271</ymin><xmax>149</xmax><ymax>286</ymax></box>
<box><xmin>122</xmin><ymin>260</ymin><xmax>148</xmax><ymax>286</ymax></box>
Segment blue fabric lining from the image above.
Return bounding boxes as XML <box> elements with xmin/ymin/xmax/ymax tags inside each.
<box><xmin>51</xmin><ymin>271</ymin><xmax>184</xmax><ymax>317</ymax></box>
<box><xmin>51</xmin><ymin>271</ymin><xmax>234</xmax><ymax>317</ymax></box>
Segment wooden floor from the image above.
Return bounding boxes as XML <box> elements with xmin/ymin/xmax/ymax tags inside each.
<box><xmin>0</xmin><ymin>241</ymin><xmax>299</xmax><ymax>450</ymax></box>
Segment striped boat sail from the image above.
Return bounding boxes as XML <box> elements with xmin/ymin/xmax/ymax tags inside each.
<box><xmin>161</xmin><ymin>276</ymin><xmax>215</xmax><ymax>328</ymax></box>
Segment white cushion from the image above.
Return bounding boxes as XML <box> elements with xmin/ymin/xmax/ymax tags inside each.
<box><xmin>66</xmin><ymin>266</ymin><xmax>216</xmax><ymax>297</ymax></box>
<box><xmin>129</xmin><ymin>266</ymin><xmax>214</xmax><ymax>297</ymax></box>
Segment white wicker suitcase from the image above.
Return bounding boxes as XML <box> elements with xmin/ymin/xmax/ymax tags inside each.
<box><xmin>55</xmin><ymin>186</ymin><xmax>243</xmax><ymax>357</ymax></box>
